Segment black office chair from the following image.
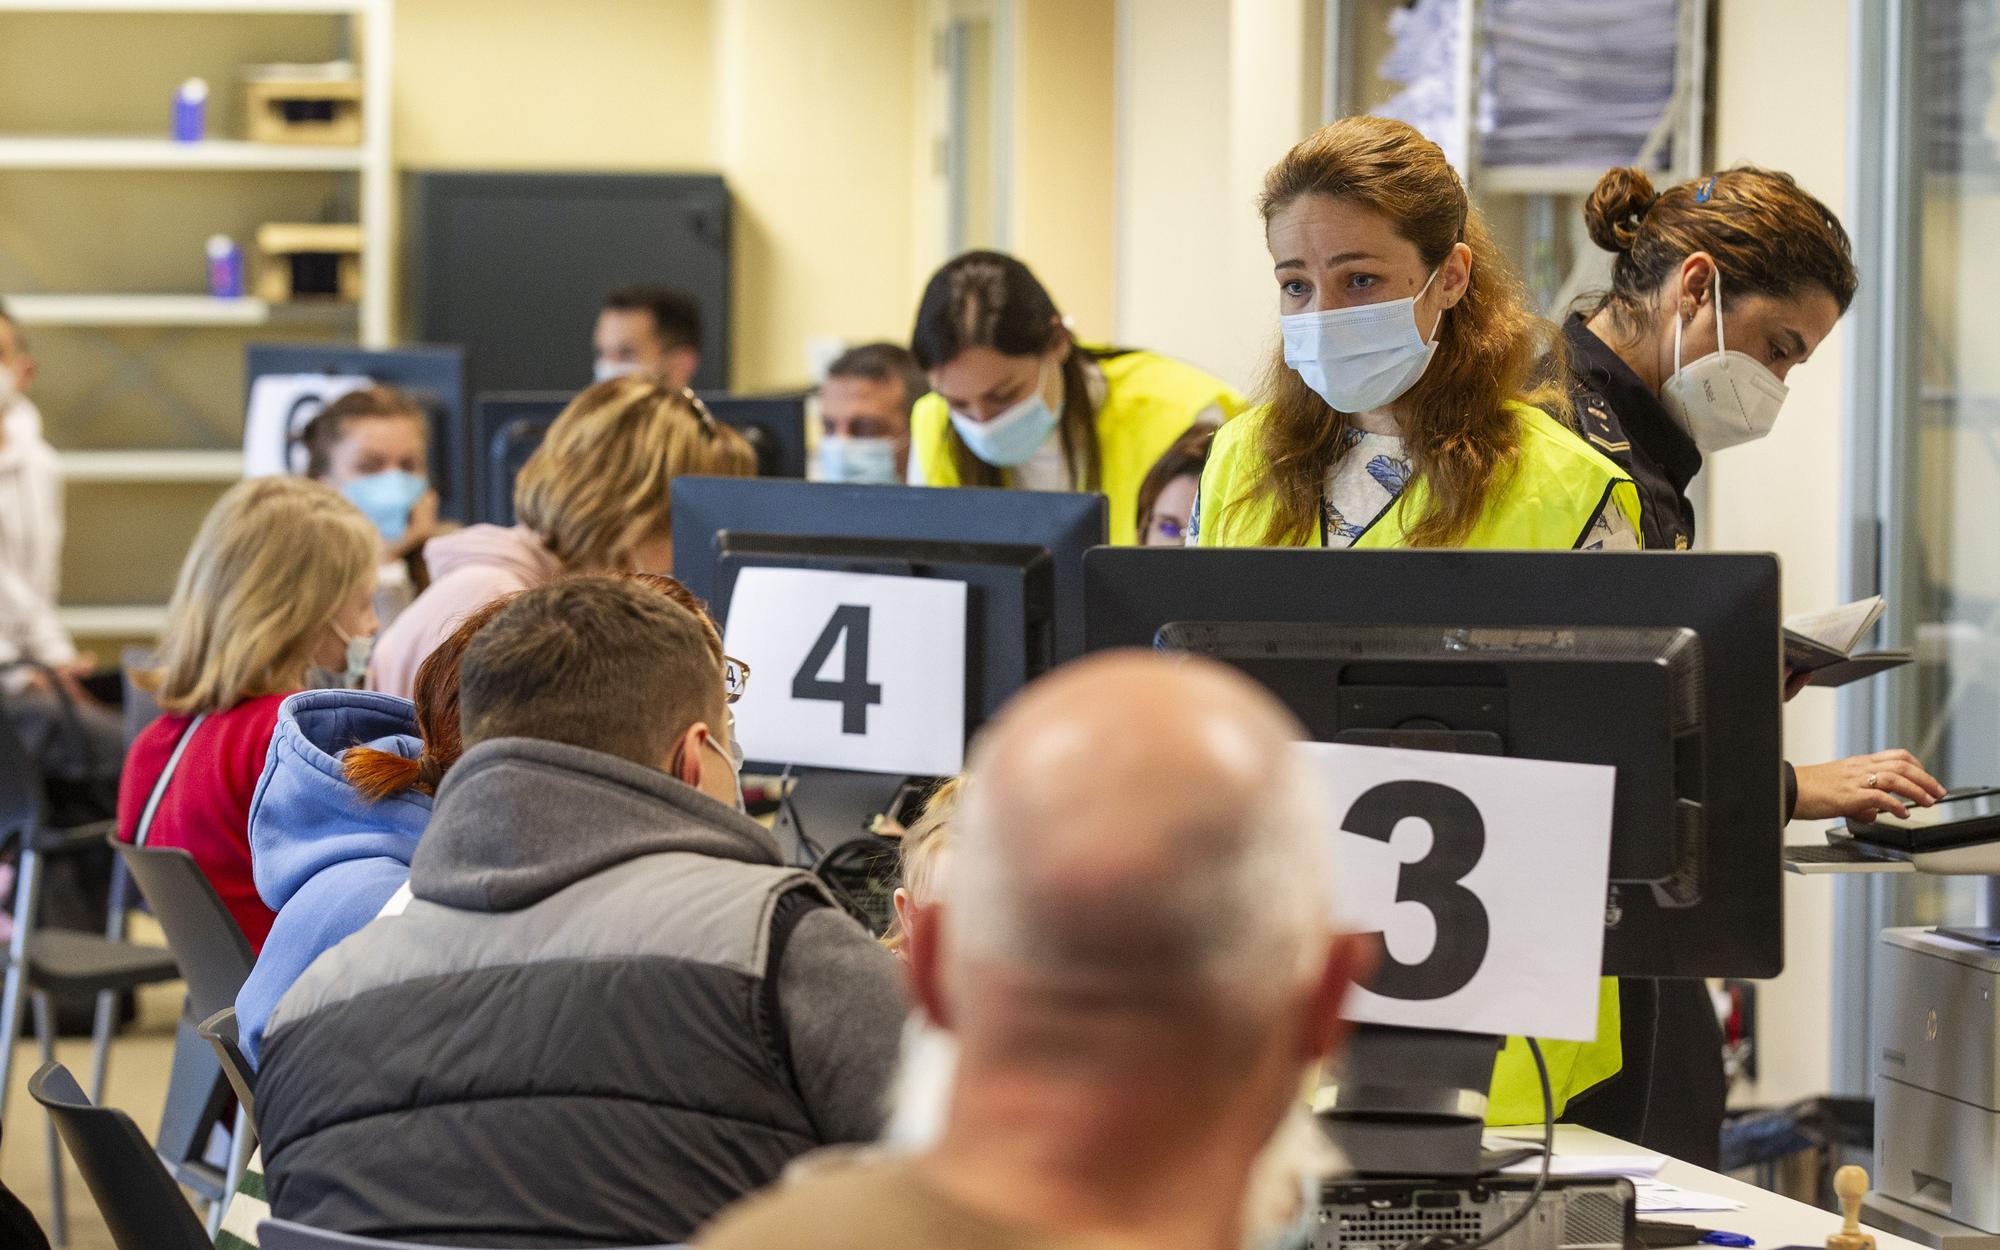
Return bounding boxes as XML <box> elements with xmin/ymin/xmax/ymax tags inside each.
<box><xmin>111</xmin><ymin>840</ymin><xmax>259</xmax><ymax>1226</ymax></box>
<box><xmin>27</xmin><ymin>1061</ymin><xmax>213</xmax><ymax>1250</ymax></box>
<box><xmin>0</xmin><ymin>707</ymin><xmax>180</xmax><ymax>1246</ymax></box>
<box><xmin>109</xmin><ymin>842</ymin><xmax>253</xmax><ymax>1028</ymax></box>
<box><xmin>259</xmin><ymin>1219</ymin><xmax>687</xmax><ymax>1249</ymax></box>
<box><xmin>197</xmin><ymin>1006</ymin><xmax>255</xmax><ymax>1124</ymax></box>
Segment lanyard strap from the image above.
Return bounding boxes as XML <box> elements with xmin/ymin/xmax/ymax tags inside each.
<box><xmin>133</xmin><ymin>712</ymin><xmax>206</xmax><ymax>848</ymax></box>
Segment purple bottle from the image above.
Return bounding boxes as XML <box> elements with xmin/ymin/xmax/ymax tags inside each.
<box><xmin>207</xmin><ymin>236</ymin><xmax>243</xmax><ymax>299</ymax></box>
<box><xmin>172</xmin><ymin>79</ymin><xmax>208</xmax><ymax>143</ymax></box>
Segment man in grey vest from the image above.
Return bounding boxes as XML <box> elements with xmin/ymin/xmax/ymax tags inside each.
<box><xmin>255</xmin><ymin>576</ymin><xmax>906</xmax><ymax>1245</ymax></box>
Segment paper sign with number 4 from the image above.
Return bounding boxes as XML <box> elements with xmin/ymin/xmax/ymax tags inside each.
<box><xmin>1293</xmin><ymin>741</ymin><xmax>1616</xmax><ymax>1042</ymax></box>
<box><xmin>723</xmin><ymin>567</ymin><xmax>968</xmax><ymax>777</ymax></box>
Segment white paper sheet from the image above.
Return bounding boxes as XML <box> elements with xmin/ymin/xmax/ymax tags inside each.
<box><xmin>243</xmin><ymin>372</ymin><xmax>373</xmax><ymax>477</ymax></box>
<box><xmin>1633</xmin><ymin>1178</ymin><xmax>1747</xmax><ymax>1214</ymax></box>
<box><xmin>723</xmin><ymin>567</ymin><xmax>967</xmax><ymax>777</ymax></box>
<box><xmin>1295</xmin><ymin>741</ymin><xmax>1617</xmax><ymax>1042</ymax></box>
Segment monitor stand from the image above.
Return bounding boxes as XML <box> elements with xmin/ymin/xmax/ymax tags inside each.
<box><xmin>768</xmin><ymin>767</ymin><xmax>911</xmax><ymax>867</ymax></box>
<box><xmin>1316</xmin><ymin>1024</ymin><xmax>1505</xmax><ymax>1178</ymax></box>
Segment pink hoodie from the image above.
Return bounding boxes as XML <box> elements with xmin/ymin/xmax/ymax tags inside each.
<box><xmin>366</xmin><ymin>524</ymin><xmax>563</xmax><ymax>699</ymax></box>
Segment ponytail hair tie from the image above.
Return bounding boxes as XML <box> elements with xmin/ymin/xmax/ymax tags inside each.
<box><xmin>1695</xmin><ymin>176</ymin><xmax>1717</xmax><ymax>204</ymax></box>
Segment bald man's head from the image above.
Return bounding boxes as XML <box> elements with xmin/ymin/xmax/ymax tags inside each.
<box><xmin>947</xmin><ymin>651</ymin><xmax>1333</xmax><ymax>1011</ymax></box>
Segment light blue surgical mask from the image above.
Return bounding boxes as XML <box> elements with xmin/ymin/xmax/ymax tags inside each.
<box><xmin>1281</xmin><ymin>265</ymin><xmax>1443</xmax><ymax>414</ymax></box>
<box><xmin>947</xmin><ymin>363</ymin><xmax>1061</xmax><ymax>468</ymax></box>
<box><xmin>330</xmin><ymin>621</ymin><xmax>374</xmax><ymax>690</ymax></box>
<box><xmin>704</xmin><ymin>726</ymin><xmax>747</xmax><ymax>813</ymax></box>
<box><xmin>594</xmin><ymin>358</ymin><xmax>644</xmax><ymax>385</ymax></box>
<box><xmin>817</xmin><ymin>435</ymin><xmax>903</xmax><ymax>485</ymax></box>
<box><xmin>340</xmin><ymin>470</ymin><xmax>428</xmax><ymax>545</ymax></box>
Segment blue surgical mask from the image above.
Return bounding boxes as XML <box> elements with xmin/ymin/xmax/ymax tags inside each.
<box><xmin>818</xmin><ymin>435</ymin><xmax>903</xmax><ymax>484</ymax></box>
<box><xmin>594</xmin><ymin>358</ymin><xmax>644</xmax><ymax>385</ymax></box>
<box><xmin>340</xmin><ymin>470</ymin><xmax>428</xmax><ymax>545</ymax></box>
<box><xmin>948</xmin><ymin>364</ymin><xmax>1061</xmax><ymax>468</ymax></box>
<box><xmin>1281</xmin><ymin>266</ymin><xmax>1443</xmax><ymax>414</ymax></box>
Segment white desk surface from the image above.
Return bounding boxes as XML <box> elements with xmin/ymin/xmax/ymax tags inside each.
<box><xmin>1490</xmin><ymin>1125</ymin><xmax>1927</xmax><ymax>1250</ymax></box>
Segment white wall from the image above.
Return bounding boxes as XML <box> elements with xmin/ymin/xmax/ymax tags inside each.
<box><xmin>1112</xmin><ymin>0</ymin><xmax>1320</xmax><ymax>391</ymax></box>
<box><xmin>1703</xmin><ymin>0</ymin><xmax>1851</xmax><ymax>1108</ymax></box>
<box><xmin>1113</xmin><ymin>0</ymin><xmax>1237</xmax><ymax>377</ymax></box>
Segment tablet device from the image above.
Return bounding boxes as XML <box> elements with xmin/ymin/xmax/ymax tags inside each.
<box><xmin>1850</xmin><ymin>787</ymin><xmax>2000</xmax><ymax>851</ymax></box>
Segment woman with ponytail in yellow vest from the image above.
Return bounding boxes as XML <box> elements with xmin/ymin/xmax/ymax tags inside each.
<box><xmin>908</xmin><ymin>251</ymin><xmax>1244</xmax><ymax>545</ymax></box>
<box><xmin>1193</xmin><ymin>115</ymin><xmax>1639</xmax><ymax>1127</ymax></box>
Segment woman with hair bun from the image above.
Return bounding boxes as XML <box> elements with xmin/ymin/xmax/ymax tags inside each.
<box><xmin>1566</xmin><ymin>166</ymin><xmax>1941</xmax><ymax>828</ymax></box>
<box><xmin>1569</xmin><ymin>164</ymin><xmax>1857</xmax><ymax>552</ymax></box>
<box><xmin>1561</xmin><ymin>164</ymin><xmax>1942</xmax><ymax>1166</ymax></box>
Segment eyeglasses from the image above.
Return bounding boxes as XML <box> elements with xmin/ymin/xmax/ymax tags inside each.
<box><xmin>724</xmin><ymin>655</ymin><xmax>751</xmax><ymax>703</ymax></box>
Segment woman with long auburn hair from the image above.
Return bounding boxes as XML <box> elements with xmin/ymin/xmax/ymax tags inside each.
<box><xmin>1192</xmin><ymin>115</ymin><xmax>1641</xmax><ymax>552</ymax></box>
<box><xmin>1192</xmin><ymin>115</ymin><xmax>1634</xmax><ymax>1132</ymax></box>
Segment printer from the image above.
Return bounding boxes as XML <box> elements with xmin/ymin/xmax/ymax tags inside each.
<box><xmin>1875</xmin><ymin>926</ymin><xmax>2000</xmax><ymax>1237</ymax></box>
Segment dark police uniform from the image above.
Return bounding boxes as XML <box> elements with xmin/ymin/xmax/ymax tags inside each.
<box><xmin>1562</xmin><ymin>315</ymin><xmax>1701</xmax><ymax>552</ymax></box>
<box><xmin>1559</xmin><ymin>313</ymin><xmax>1728</xmax><ymax>1168</ymax></box>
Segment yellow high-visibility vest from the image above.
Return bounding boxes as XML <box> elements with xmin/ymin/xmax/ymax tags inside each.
<box><xmin>1195</xmin><ymin>400</ymin><xmax>1641</xmax><ymax>550</ymax></box>
<box><xmin>1194</xmin><ymin>398</ymin><xmax>1641</xmax><ymax>1124</ymax></box>
<box><xmin>910</xmin><ymin>347</ymin><xmax>1245</xmax><ymax>546</ymax></box>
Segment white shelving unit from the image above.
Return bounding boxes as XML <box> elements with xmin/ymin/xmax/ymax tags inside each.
<box><xmin>57</xmin><ymin>605</ymin><xmax>172</xmax><ymax>637</ymax></box>
<box><xmin>0</xmin><ymin>136</ymin><xmax>367</xmax><ymax>170</ymax></box>
<box><xmin>0</xmin><ymin>0</ymin><xmax>364</xmax><ymax>11</ymax></box>
<box><xmin>59</xmin><ymin>449</ymin><xmax>245</xmax><ymax>482</ymax></box>
<box><xmin>2</xmin><ymin>0</ymin><xmax>395</xmax><ymax>640</ymax></box>
<box><xmin>9</xmin><ymin>293</ymin><xmax>356</xmax><ymax>328</ymax></box>
<box><xmin>1322</xmin><ymin>0</ymin><xmax>1710</xmax><ymax>314</ymax></box>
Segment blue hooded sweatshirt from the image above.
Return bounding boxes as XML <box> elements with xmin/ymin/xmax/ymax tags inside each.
<box><xmin>237</xmin><ymin>689</ymin><xmax>431</xmax><ymax>1066</ymax></box>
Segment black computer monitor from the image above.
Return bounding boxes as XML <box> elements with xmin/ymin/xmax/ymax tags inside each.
<box><xmin>675</xmin><ymin>477</ymin><xmax>1105</xmax><ymax>855</ymax></box>
<box><xmin>675</xmin><ymin>477</ymin><xmax>1105</xmax><ymax>675</ymax></box>
<box><xmin>1083</xmin><ymin>547</ymin><xmax>1783</xmax><ymax>981</ymax></box>
<box><xmin>245</xmin><ymin>344</ymin><xmax>469</xmax><ymax>519</ymax></box>
<box><xmin>470</xmin><ymin>388</ymin><xmax>810</xmax><ymax>524</ymax></box>
<box><xmin>702</xmin><ymin>391</ymin><xmax>810</xmax><ymax>481</ymax></box>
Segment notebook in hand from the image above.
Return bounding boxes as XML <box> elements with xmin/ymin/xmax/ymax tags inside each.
<box><xmin>1784</xmin><ymin>596</ymin><xmax>1911</xmax><ymax>688</ymax></box>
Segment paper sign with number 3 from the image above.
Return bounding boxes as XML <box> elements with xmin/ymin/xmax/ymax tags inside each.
<box><xmin>723</xmin><ymin>567</ymin><xmax>969</xmax><ymax>777</ymax></box>
<box><xmin>1294</xmin><ymin>741</ymin><xmax>1617</xmax><ymax>1042</ymax></box>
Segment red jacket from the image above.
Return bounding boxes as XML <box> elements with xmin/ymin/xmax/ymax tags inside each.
<box><xmin>116</xmin><ymin>693</ymin><xmax>290</xmax><ymax>953</ymax></box>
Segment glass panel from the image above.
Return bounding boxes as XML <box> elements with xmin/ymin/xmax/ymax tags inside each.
<box><xmin>1909</xmin><ymin>0</ymin><xmax>2000</xmax><ymax>808</ymax></box>
<box><xmin>1835</xmin><ymin>0</ymin><xmax>2000</xmax><ymax>1102</ymax></box>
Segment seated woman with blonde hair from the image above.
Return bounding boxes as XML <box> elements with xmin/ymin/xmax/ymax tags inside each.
<box><xmin>367</xmin><ymin>377</ymin><xmax>755</xmax><ymax>697</ymax></box>
<box><xmin>117</xmin><ymin>477</ymin><xmax>380</xmax><ymax>951</ymax></box>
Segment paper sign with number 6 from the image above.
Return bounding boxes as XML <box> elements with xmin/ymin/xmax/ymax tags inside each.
<box><xmin>723</xmin><ymin>566</ymin><xmax>969</xmax><ymax>777</ymax></box>
<box><xmin>1293</xmin><ymin>741</ymin><xmax>1616</xmax><ymax>1042</ymax></box>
